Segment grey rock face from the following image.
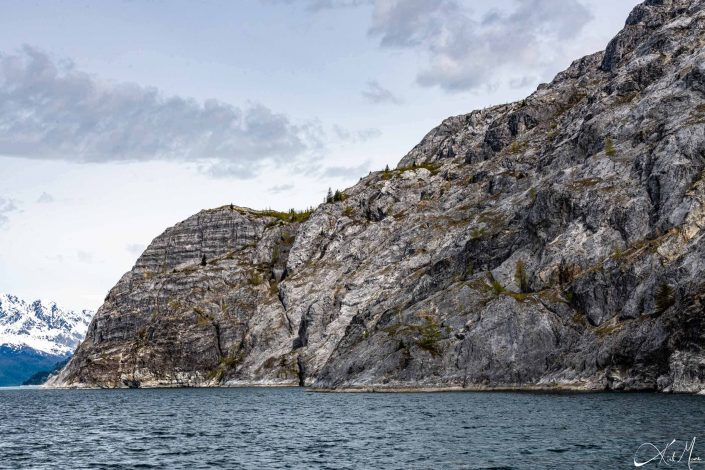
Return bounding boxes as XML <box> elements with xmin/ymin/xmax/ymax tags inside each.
<box><xmin>50</xmin><ymin>0</ymin><xmax>705</xmax><ymax>392</ymax></box>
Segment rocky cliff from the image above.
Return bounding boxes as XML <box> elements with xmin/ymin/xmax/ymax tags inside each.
<box><xmin>50</xmin><ymin>0</ymin><xmax>705</xmax><ymax>392</ymax></box>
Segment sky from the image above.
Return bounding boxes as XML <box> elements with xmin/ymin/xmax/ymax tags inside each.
<box><xmin>0</xmin><ymin>0</ymin><xmax>641</xmax><ymax>311</ymax></box>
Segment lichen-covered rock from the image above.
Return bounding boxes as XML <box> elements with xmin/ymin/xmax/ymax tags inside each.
<box><xmin>49</xmin><ymin>0</ymin><xmax>705</xmax><ymax>392</ymax></box>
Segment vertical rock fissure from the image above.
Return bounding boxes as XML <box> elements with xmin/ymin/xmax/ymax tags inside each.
<box><xmin>297</xmin><ymin>355</ymin><xmax>306</xmax><ymax>387</ymax></box>
<box><xmin>213</xmin><ymin>322</ymin><xmax>223</xmax><ymax>359</ymax></box>
<box><xmin>293</xmin><ymin>309</ymin><xmax>310</xmax><ymax>349</ymax></box>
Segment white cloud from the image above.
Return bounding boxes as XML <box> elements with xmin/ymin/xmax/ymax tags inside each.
<box><xmin>368</xmin><ymin>0</ymin><xmax>594</xmax><ymax>92</ymax></box>
<box><xmin>76</xmin><ymin>250</ymin><xmax>94</xmax><ymax>263</ymax></box>
<box><xmin>268</xmin><ymin>183</ymin><xmax>295</xmax><ymax>194</ymax></box>
<box><xmin>263</xmin><ymin>0</ymin><xmax>371</xmax><ymax>11</ymax></box>
<box><xmin>126</xmin><ymin>243</ymin><xmax>146</xmax><ymax>257</ymax></box>
<box><xmin>36</xmin><ymin>192</ymin><xmax>54</xmax><ymax>203</ymax></box>
<box><xmin>0</xmin><ymin>46</ymin><xmax>322</xmax><ymax>178</ymax></box>
<box><xmin>332</xmin><ymin>125</ymin><xmax>382</xmax><ymax>143</ymax></box>
<box><xmin>268</xmin><ymin>0</ymin><xmax>598</xmax><ymax>93</ymax></box>
<box><xmin>0</xmin><ymin>197</ymin><xmax>18</xmax><ymax>228</ymax></box>
<box><xmin>322</xmin><ymin>160</ymin><xmax>372</xmax><ymax>178</ymax></box>
<box><xmin>357</xmin><ymin>128</ymin><xmax>382</xmax><ymax>141</ymax></box>
<box><xmin>362</xmin><ymin>80</ymin><xmax>403</xmax><ymax>104</ymax></box>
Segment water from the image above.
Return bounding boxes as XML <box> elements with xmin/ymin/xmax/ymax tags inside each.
<box><xmin>0</xmin><ymin>388</ymin><xmax>703</xmax><ymax>469</ymax></box>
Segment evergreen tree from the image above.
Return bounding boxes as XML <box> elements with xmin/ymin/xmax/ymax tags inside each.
<box><xmin>515</xmin><ymin>259</ymin><xmax>530</xmax><ymax>293</ymax></box>
<box><xmin>201</xmin><ymin>254</ymin><xmax>207</xmax><ymax>266</ymax></box>
<box><xmin>655</xmin><ymin>283</ymin><xmax>675</xmax><ymax>313</ymax></box>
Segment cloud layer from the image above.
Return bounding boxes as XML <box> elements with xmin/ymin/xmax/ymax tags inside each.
<box><xmin>368</xmin><ymin>0</ymin><xmax>593</xmax><ymax>92</ymax></box>
<box><xmin>265</xmin><ymin>0</ymin><xmax>370</xmax><ymax>11</ymax></box>
<box><xmin>322</xmin><ymin>160</ymin><xmax>372</xmax><ymax>178</ymax></box>
<box><xmin>0</xmin><ymin>46</ymin><xmax>321</xmax><ymax>177</ymax></box>
<box><xmin>0</xmin><ymin>197</ymin><xmax>17</xmax><ymax>228</ymax></box>
<box><xmin>362</xmin><ymin>80</ymin><xmax>402</xmax><ymax>104</ymax></box>
<box><xmin>268</xmin><ymin>0</ymin><xmax>596</xmax><ymax>92</ymax></box>
<box><xmin>36</xmin><ymin>192</ymin><xmax>54</xmax><ymax>203</ymax></box>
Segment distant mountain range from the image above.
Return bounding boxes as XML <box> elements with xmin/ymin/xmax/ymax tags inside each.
<box><xmin>0</xmin><ymin>294</ymin><xmax>93</xmax><ymax>386</ymax></box>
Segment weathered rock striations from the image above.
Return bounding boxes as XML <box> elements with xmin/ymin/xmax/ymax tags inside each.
<box><xmin>50</xmin><ymin>0</ymin><xmax>705</xmax><ymax>392</ymax></box>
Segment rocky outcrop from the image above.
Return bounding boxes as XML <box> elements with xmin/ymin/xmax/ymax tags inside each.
<box><xmin>50</xmin><ymin>0</ymin><xmax>705</xmax><ymax>392</ymax></box>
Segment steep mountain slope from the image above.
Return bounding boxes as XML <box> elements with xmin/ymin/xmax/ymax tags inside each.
<box><xmin>21</xmin><ymin>357</ymin><xmax>70</xmax><ymax>385</ymax></box>
<box><xmin>51</xmin><ymin>0</ymin><xmax>705</xmax><ymax>392</ymax></box>
<box><xmin>0</xmin><ymin>346</ymin><xmax>67</xmax><ymax>386</ymax></box>
<box><xmin>0</xmin><ymin>294</ymin><xmax>93</xmax><ymax>385</ymax></box>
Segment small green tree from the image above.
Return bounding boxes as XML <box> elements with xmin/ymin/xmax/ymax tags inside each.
<box><xmin>333</xmin><ymin>189</ymin><xmax>345</xmax><ymax>202</ymax></box>
<box><xmin>465</xmin><ymin>260</ymin><xmax>474</xmax><ymax>277</ymax></box>
<box><xmin>487</xmin><ymin>273</ymin><xmax>505</xmax><ymax>295</ymax></box>
<box><xmin>655</xmin><ymin>283</ymin><xmax>675</xmax><ymax>314</ymax></box>
<box><xmin>491</xmin><ymin>279</ymin><xmax>504</xmax><ymax>294</ymax></box>
<box><xmin>604</xmin><ymin>137</ymin><xmax>617</xmax><ymax>157</ymax></box>
<box><xmin>515</xmin><ymin>259</ymin><xmax>530</xmax><ymax>293</ymax></box>
<box><xmin>381</xmin><ymin>165</ymin><xmax>393</xmax><ymax>180</ymax></box>
<box><xmin>326</xmin><ymin>187</ymin><xmax>333</xmax><ymax>203</ymax></box>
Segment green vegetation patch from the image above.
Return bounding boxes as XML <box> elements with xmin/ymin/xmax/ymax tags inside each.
<box><xmin>258</xmin><ymin>207</ymin><xmax>315</xmax><ymax>224</ymax></box>
<box><xmin>490</xmin><ymin>277</ymin><xmax>506</xmax><ymax>295</ymax></box>
<box><xmin>247</xmin><ymin>272</ymin><xmax>264</xmax><ymax>286</ymax></box>
<box><xmin>514</xmin><ymin>259</ymin><xmax>530</xmax><ymax>293</ymax></box>
<box><xmin>569</xmin><ymin>178</ymin><xmax>602</xmax><ymax>190</ymax></box>
<box><xmin>207</xmin><ymin>351</ymin><xmax>245</xmax><ymax>382</ymax></box>
<box><xmin>417</xmin><ymin>317</ymin><xmax>442</xmax><ymax>355</ymax></box>
<box><xmin>379</xmin><ymin>162</ymin><xmax>442</xmax><ymax>181</ymax></box>
<box><xmin>470</xmin><ymin>227</ymin><xmax>487</xmax><ymax>240</ymax></box>
<box><xmin>381</xmin><ymin>312</ymin><xmax>443</xmax><ymax>356</ymax></box>
<box><xmin>398</xmin><ymin>162</ymin><xmax>442</xmax><ymax>176</ymax></box>
<box><xmin>595</xmin><ymin>319</ymin><xmax>623</xmax><ymax>338</ymax></box>
<box><xmin>194</xmin><ymin>307</ymin><xmax>213</xmax><ymax>326</ymax></box>
<box><xmin>508</xmin><ymin>140</ymin><xmax>529</xmax><ymax>155</ymax></box>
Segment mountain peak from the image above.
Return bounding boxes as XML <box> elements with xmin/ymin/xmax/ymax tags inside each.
<box><xmin>0</xmin><ymin>293</ymin><xmax>94</xmax><ymax>356</ymax></box>
<box><xmin>601</xmin><ymin>0</ymin><xmax>705</xmax><ymax>72</ymax></box>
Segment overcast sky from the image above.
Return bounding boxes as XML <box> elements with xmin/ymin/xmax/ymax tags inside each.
<box><xmin>0</xmin><ymin>0</ymin><xmax>640</xmax><ymax>310</ymax></box>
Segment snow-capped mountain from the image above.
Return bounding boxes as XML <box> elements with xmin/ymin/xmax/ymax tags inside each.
<box><xmin>0</xmin><ymin>293</ymin><xmax>93</xmax><ymax>356</ymax></box>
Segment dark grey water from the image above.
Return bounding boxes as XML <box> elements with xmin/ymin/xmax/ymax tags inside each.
<box><xmin>0</xmin><ymin>388</ymin><xmax>703</xmax><ymax>469</ymax></box>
